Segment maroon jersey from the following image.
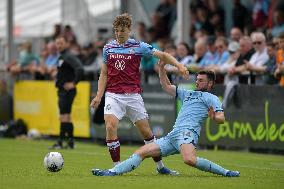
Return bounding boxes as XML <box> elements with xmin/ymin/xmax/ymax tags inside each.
<box><xmin>103</xmin><ymin>39</ymin><xmax>156</xmax><ymax>93</ymax></box>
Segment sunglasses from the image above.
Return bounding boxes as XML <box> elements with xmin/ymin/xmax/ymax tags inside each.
<box><xmin>253</xmin><ymin>41</ymin><xmax>262</xmax><ymax>45</ymax></box>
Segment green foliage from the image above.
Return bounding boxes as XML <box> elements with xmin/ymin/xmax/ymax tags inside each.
<box><xmin>0</xmin><ymin>139</ymin><xmax>283</xmax><ymax>189</ymax></box>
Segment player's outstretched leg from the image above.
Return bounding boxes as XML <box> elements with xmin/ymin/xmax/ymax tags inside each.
<box><xmin>144</xmin><ymin>136</ymin><xmax>179</xmax><ymax>176</ymax></box>
<box><xmin>195</xmin><ymin>157</ymin><xmax>240</xmax><ymax>177</ymax></box>
<box><xmin>92</xmin><ymin>153</ymin><xmax>142</xmax><ymax>176</ymax></box>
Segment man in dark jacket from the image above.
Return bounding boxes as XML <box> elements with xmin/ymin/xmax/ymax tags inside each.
<box><xmin>50</xmin><ymin>36</ymin><xmax>83</xmax><ymax>149</ymax></box>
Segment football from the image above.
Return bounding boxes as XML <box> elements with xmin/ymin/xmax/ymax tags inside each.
<box><xmin>43</xmin><ymin>152</ymin><xmax>64</xmax><ymax>172</ymax></box>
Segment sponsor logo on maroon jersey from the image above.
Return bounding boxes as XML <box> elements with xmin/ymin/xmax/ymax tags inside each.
<box><xmin>114</xmin><ymin>60</ymin><xmax>126</xmax><ymax>70</ymax></box>
<box><xmin>109</xmin><ymin>54</ymin><xmax>132</xmax><ymax>60</ymax></box>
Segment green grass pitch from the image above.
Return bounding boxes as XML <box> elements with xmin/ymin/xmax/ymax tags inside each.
<box><xmin>0</xmin><ymin>138</ymin><xmax>283</xmax><ymax>189</ymax></box>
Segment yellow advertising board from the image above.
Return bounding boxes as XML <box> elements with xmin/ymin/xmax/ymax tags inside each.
<box><xmin>13</xmin><ymin>81</ymin><xmax>90</xmax><ymax>137</ymax></box>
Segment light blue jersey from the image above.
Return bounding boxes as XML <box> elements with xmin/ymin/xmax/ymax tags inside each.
<box><xmin>155</xmin><ymin>86</ymin><xmax>223</xmax><ymax>156</ymax></box>
<box><xmin>173</xmin><ymin>87</ymin><xmax>223</xmax><ymax>136</ymax></box>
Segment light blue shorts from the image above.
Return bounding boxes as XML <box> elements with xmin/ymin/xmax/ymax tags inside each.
<box><xmin>155</xmin><ymin>129</ymin><xmax>199</xmax><ymax>157</ymax></box>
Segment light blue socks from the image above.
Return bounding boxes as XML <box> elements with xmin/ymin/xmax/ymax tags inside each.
<box><xmin>112</xmin><ymin>154</ymin><xmax>142</xmax><ymax>174</ymax></box>
<box><xmin>195</xmin><ymin>157</ymin><xmax>228</xmax><ymax>176</ymax></box>
<box><xmin>112</xmin><ymin>155</ymin><xmax>229</xmax><ymax>176</ymax></box>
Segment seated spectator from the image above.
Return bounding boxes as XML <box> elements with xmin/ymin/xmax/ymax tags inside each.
<box><xmin>50</xmin><ymin>24</ymin><xmax>62</xmax><ymax>41</ymax></box>
<box><xmin>205</xmin><ymin>37</ymin><xmax>229</xmax><ymax>83</ymax></box>
<box><xmin>63</xmin><ymin>25</ymin><xmax>77</xmax><ymax>45</ymax></box>
<box><xmin>194</xmin><ymin>6</ymin><xmax>214</xmax><ymax>35</ymax></box>
<box><xmin>141</xmin><ymin>38</ymin><xmax>163</xmax><ymax>83</ymax></box>
<box><xmin>148</xmin><ymin>12</ymin><xmax>169</xmax><ymax>41</ymax></box>
<box><xmin>188</xmin><ymin>38</ymin><xmax>208</xmax><ymax>72</ymax></box>
<box><xmin>228</xmin><ymin>36</ymin><xmax>255</xmax><ymax>84</ymax></box>
<box><xmin>44</xmin><ymin>41</ymin><xmax>59</xmax><ymax>80</ymax></box>
<box><xmin>213</xmin><ymin>41</ymin><xmax>240</xmax><ymax>84</ymax></box>
<box><xmin>33</xmin><ymin>43</ymin><xmax>49</xmax><ymax>80</ymax></box>
<box><xmin>274</xmin><ymin>32</ymin><xmax>284</xmax><ymax>86</ymax></box>
<box><xmin>6</xmin><ymin>42</ymin><xmax>40</xmax><ymax>79</ymax></box>
<box><xmin>201</xmin><ymin>36</ymin><xmax>218</xmax><ymax>67</ymax></box>
<box><xmin>252</xmin><ymin>0</ymin><xmax>269</xmax><ymax>31</ymax></box>
<box><xmin>134</xmin><ymin>22</ymin><xmax>150</xmax><ymax>42</ymax></box>
<box><xmin>81</xmin><ymin>43</ymin><xmax>101</xmax><ymax>81</ymax></box>
<box><xmin>230</xmin><ymin>27</ymin><xmax>243</xmax><ymax>42</ymax></box>
<box><xmin>81</xmin><ymin>43</ymin><xmax>97</xmax><ymax>66</ymax></box>
<box><xmin>212</xmin><ymin>36</ymin><xmax>230</xmax><ymax>65</ymax></box>
<box><xmin>271</xmin><ymin>3</ymin><xmax>284</xmax><ymax>37</ymax></box>
<box><xmin>208</xmin><ymin>0</ymin><xmax>225</xmax><ymax>32</ymax></box>
<box><xmin>155</xmin><ymin>0</ymin><xmax>177</xmax><ymax>34</ymax></box>
<box><xmin>245</xmin><ymin>32</ymin><xmax>269</xmax><ymax>85</ymax></box>
<box><xmin>273</xmin><ymin>36</ymin><xmax>280</xmax><ymax>50</ymax></box>
<box><xmin>232</xmin><ymin>0</ymin><xmax>250</xmax><ymax>31</ymax></box>
<box><xmin>262</xmin><ymin>42</ymin><xmax>278</xmax><ymax>85</ymax></box>
<box><xmin>221</xmin><ymin>42</ymin><xmax>241</xmax><ymax>108</ymax></box>
<box><xmin>176</xmin><ymin>42</ymin><xmax>193</xmax><ymax>67</ymax></box>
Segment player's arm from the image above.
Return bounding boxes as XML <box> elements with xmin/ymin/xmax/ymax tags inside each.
<box><xmin>208</xmin><ymin>108</ymin><xmax>225</xmax><ymax>124</ymax></box>
<box><xmin>215</xmin><ymin>111</ymin><xmax>225</xmax><ymax>124</ymax></box>
<box><xmin>153</xmin><ymin>50</ymin><xmax>189</xmax><ymax>79</ymax></box>
<box><xmin>158</xmin><ymin>61</ymin><xmax>176</xmax><ymax>97</ymax></box>
<box><xmin>90</xmin><ymin>63</ymin><xmax>107</xmax><ymax>109</ymax></box>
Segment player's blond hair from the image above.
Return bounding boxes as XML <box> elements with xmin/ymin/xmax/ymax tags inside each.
<box><xmin>113</xmin><ymin>13</ymin><xmax>132</xmax><ymax>29</ymax></box>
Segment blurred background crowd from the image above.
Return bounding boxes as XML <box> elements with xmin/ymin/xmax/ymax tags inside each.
<box><xmin>1</xmin><ymin>0</ymin><xmax>284</xmax><ymax>87</ymax></box>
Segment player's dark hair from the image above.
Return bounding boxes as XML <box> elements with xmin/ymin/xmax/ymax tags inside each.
<box><xmin>198</xmin><ymin>70</ymin><xmax>216</xmax><ymax>83</ymax></box>
<box><xmin>113</xmin><ymin>13</ymin><xmax>132</xmax><ymax>29</ymax></box>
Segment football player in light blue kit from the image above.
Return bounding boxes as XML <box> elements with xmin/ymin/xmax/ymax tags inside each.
<box><xmin>92</xmin><ymin>61</ymin><xmax>240</xmax><ymax>177</ymax></box>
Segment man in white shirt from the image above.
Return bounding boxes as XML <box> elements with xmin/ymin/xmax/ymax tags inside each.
<box><xmin>245</xmin><ymin>32</ymin><xmax>269</xmax><ymax>85</ymax></box>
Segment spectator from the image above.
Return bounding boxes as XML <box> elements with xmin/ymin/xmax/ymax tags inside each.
<box><xmin>208</xmin><ymin>0</ymin><xmax>225</xmax><ymax>32</ymax></box>
<box><xmin>63</xmin><ymin>25</ymin><xmax>77</xmax><ymax>45</ymax></box>
<box><xmin>212</xmin><ymin>36</ymin><xmax>230</xmax><ymax>65</ymax></box>
<box><xmin>176</xmin><ymin>42</ymin><xmax>193</xmax><ymax>67</ymax></box>
<box><xmin>245</xmin><ymin>32</ymin><xmax>269</xmax><ymax>85</ymax></box>
<box><xmin>230</xmin><ymin>27</ymin><xmax>243</xmax><ymax>42</ymax></box>
<box><xmin>50</xmin><ymin>24</ymin><xmax>62</xmax><ymax>41</ymax></box>
<box><xmin>229</xmin><ymin>36</ymin><xmax>255</xmax><ymax>84</ymax></box>
<box><xmin>262</xmin><ymin>42</ymin><xmax>278</xmax><ymax>85</ymax></box>
<box><xmin>274</xmin><ymin>32</ymin><xmax>284</xmax><ymax>86</ymax></box>
<box><xmin>252</xmin><ymin>0</ymin><xmax>270</xmax><ymax>30</ymax></box>
<box><xmin>201</xmin><ymin>36</ymin><xmax>218</xmax><ymax>67</ymax></box>
<box><xmin>148</xmin><ymin>12</ymin><xmax>169</xmax><ymax>41</ymax></box>
<box><xmin>187</xmin><ymin>38</ymin><xmax>208</xmax><ymax>75</ymax></box>
<box><xmin>44</xmin><ymin>41</ymin><xmax>59</xmax><ymax>80</ymax></box>
<box><xmin>221</xmin><ymin>41</ymin><xmax>241</xmax><ymax>108</ymax></box>
<box><xmin>206</xmin><ymin>37</ymin><xmax>229</xmax><ymax>83</ymax></box>
<box><xmin>155</xmin><ymin>0</ymin><xmax>177</xmax><ymax>34</ymax></box>
<box><xmin>134</xmin><ymin>22</ymin><xmax>150</xmax><ymax>42</ymax></box>
<box><xmin>271</xmin><ymin>3</ymin><xmax>284</xmax><ymax>37</ymax></box>
<box><xmin>33</xmin><ymin>43</ymin><xmax>49</xmax><ymax>80</ymax></box>
<box><xmin>165</xmin><ymin>42</ymin><xmax>193</xmax><ymax>83</ymax></box>
<box><xmin>141</xmin><ymin>38</ymin><xmax>162</xmax><ymax>83</ymax></box>
<box><xmin>232</xmin><ymin>0</ymin><xmax>250</xmax><ymax>31</ymax></box>
<box><xmin>213</xmin><ymin>41</ymin><xmax>240</xmax><ymax>84</ymax></box>
<box><xmin>193</xmin><ymin>6</ymin><xmax>214</xmax><ymax>35</ymax></box>
<box><xmin>6</xmin><ymin>42</ymin><xmax>40</xmax><ymax>78</ymax></box>
<box><xmin>273</xmin><ymin>36</ymin><xmax>280</xmax><ymax>50</ymax></box>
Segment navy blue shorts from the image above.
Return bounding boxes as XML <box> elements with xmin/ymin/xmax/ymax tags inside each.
<box><xmin>58</xmin><ymin>88</ymin><xmax>76</xmax><ymax>114</ymax></box>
